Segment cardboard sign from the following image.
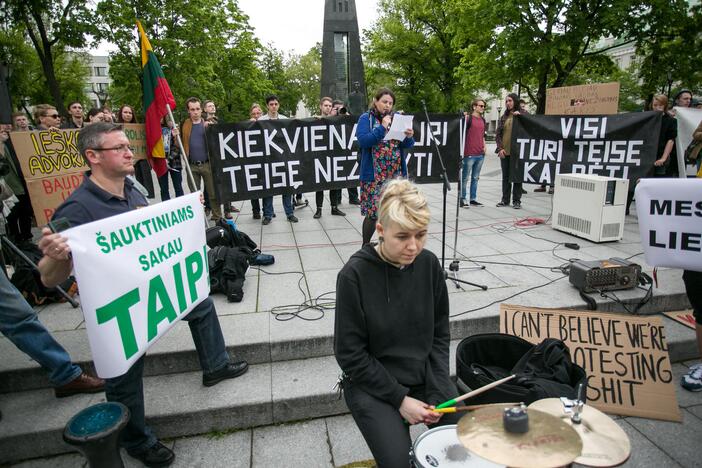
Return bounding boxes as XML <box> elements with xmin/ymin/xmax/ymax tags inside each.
<box><xmin>122</xmin><ymin>123</ymin><xmax>148</xmax><ymax>161</ymax></box>
<box><xmin>25</xmin><ymin>173</ymin><xmax>85</xmax><ymax>225</ymax></box>
<box><xmin>635</xmin><ymin>178</ymin><xmax>702</xmax><ymax>271</ymax></box>
<box><xmin>9</xmin><ymin>125</ymin><xmax>148</xmax><ymax>226</ymax></box>
<box><xmin>63</xmin><ymin>193</ymin><xmax>209</xmax><ymax>378</ymax></box>
<box><xmin>500</xmin><ymin>304</ymin><xmax>681</xmax><ymax>422</ymax></box>
<box><xmin>663</xmin><ymin>310</ymin><xmax>697</xmax><ymax>330</ymax></box>
<box><xmin>545</xmin><ymin>82</ymin><xmax>620</xmax><ymax>115</ymax></box>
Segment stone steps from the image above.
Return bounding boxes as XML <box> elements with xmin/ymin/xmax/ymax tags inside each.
<box><xmin>1</xmin><ymin>267</ymin><xmax>693</xmax><ymax>394</ymax></box>
<box><xmin>1</xmin><ymin>312</ymin><xmax>698</xmax><ymax>465</ymax></box>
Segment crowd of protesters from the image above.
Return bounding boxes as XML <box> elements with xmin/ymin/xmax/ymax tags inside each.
<box><xmin>2</xmin><ymin>88</ymin><xmax>702</xmax><ymax>409</ymax></box>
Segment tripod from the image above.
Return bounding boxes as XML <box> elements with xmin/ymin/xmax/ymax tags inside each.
<box><xmin>1</xmin><ymin>212</ymin><xmax>79</xmax><ymax>307</ymax></box>
<box><xmin>420</xmin><ymin>101</ymin><xmax>487</xmax><ymax>291</ymax></box>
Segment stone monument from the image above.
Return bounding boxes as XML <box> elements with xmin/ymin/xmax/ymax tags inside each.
<box><xmin>321</xmin><ymin>0</ymin><xmax>367</xmax><ymax>115</ymax></box>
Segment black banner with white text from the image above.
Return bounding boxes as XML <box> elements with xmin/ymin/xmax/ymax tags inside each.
<box><xmin>207</xmin><ymin>114</ymin><xmax>461</xmax><ymax>201</ymax></box>
<box><xmin>510</xmin><ymin>112</ymin><xmax>662</xmax><ymax>185</ymax></box>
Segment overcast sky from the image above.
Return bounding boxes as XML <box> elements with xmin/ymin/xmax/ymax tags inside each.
<box><xmin>94</xmin><ymin>0</ymin><xmax>379</xmax><ymax>56</ymax></box>
<box><xmin>237</xmin><ymin>0</ymin><xmax>379</xmax><ymax>55</ymax></box>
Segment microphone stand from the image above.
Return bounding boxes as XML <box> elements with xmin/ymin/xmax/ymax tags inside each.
<box><xmin>420</xmin><ymin>101</ymin><xmax>487</xmax><ymax>291</ymax></box>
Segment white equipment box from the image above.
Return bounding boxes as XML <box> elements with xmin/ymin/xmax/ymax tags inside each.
<box><xmin>552</xmin><ymin>173</ymin><xmax>628</xmax><ymax>242</ymax></box>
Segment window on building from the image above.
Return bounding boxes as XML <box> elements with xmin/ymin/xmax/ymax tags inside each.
<box><xmin>96</xmin><ymin>82</ymin><xmax>109</xmax><ymax>92</ymax></box>
<box><xmin>94</xmin><ymin>67</ymin><xmax>107</xmax><ymax>77</ymax></box>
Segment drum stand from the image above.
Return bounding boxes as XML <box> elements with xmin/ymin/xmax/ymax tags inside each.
<box><xmin>421</xmin><ymin>101</ymin><xmax>486</xmax><ymax>291</ymax></box>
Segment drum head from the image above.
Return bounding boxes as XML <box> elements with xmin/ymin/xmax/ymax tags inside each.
<box><xmin>412</xmin><ymin>425</ymin><xmax>504</xmax><ymax>467</ymax></box>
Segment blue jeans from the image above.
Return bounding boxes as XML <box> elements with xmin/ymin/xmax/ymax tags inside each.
<box><xmin>0</xmin><ymin>272</ymin><xmax>82</xmax><ymax>387</ymax></box>
<box><xmin>262</xmin><ymin>195</ymin><xmax>294</xmax><ymax>218</ymax></box>
<box><xmin>106</xmin><ymin>297</ymin><xmax>229</xmax><ymax>454</ymax></box>
<box><xmin>460</xmin><ymin>155</ymin><xmax>485</xmax><ymax>201</ymax></box>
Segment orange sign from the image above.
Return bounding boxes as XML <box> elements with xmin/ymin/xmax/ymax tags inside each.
<box><xmin>9</xmin><ymin>125</ymin><xmax>147</xmax><ymax>226</ymax></box>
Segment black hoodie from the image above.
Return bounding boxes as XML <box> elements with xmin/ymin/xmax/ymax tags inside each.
<box><xmin>334</xmin><ymin>244</ymin><xmax>453</xmax><ymax>408</ymax></box>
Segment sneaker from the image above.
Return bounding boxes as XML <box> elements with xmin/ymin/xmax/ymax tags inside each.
<box><xmin>496</xmin><ymin>201</ymin><xmax>509</xmax><ymax>207</ymax></box>
<box><xmin>253</xmin><ymin>212</ymin><xmax>261</xmax><ymax>220</ymax></box>
<box><xmin>129</xmin><ymin>441</ymin><xmax>175</xmax><ymax>467</ymax></box>
<box><xmin>459</xmin><ymin>199</ymin><xmax>469</xmax><ymax>208</ymax></box>
<box><xmin>293</xmin><ymin>199</ymin><xmax>306</xmax><ymax>207</ymax></box>
<box><xmin>287</xmin><ymin>215</ymin><xmax>299</xmax><ymax>223</ymax></box>
<box><xmin>513</xmin><ymin>202</ymin><xmax>522</xmax><ymax>209</ymax></box>
<box><xmin>331</xmin><ymin>207</ymin><xmax>346</xmax><ymax>216</ymax></box>
<box><xmin>203</xmin><ymin>361</ymin><xmax>249</xmax><ymax>387</ymax></box>
<box><xmin>313</xmin><ymin>208</ymin><xmax>322</xmax><ymax>219</ymax></box>
<box><xmin>229</xmin><ymin>205</ymin><xmax>240</xmax><ymax>213</ymax></box>
<box><xmin>349</xmin><ymin>198</ymin><xmax>360</xmax><ymax>205</ymax></box>
<box><xmin>262</xmin><ymin>217</ymin><xmax>272</xmax><ymax>225</ymax></box>
<box><xmin>548</xmin><ymin>188</ymin><xmax>554</xmax><ymax>194</ymax></box>
<box><xmin>681</xmin><ymin>363</ymin><xmax>702</xmax><ymax>392</ymax></box>
<box><xmin>55</xmin><ymin>372</ymin><xmax>105</xmax><ymax>398</ymax></box>
<box><xmin>470</xmin><ymin>200</ymin><xmax>483</xmax><ymax>207</ymax></box>
<box><xmin>534</xmin><ymin>187</ymin><xmax>547</xmax><ymax>193</ymax></box>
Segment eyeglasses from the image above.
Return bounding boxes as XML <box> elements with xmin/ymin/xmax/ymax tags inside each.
<box><xmin>93</xmin><ymin>144</ymin><xmax>135</xmax><ymax>154</ymax></box>
<box><xmin>476</xmin><ymin>104</ymin><xmax>485</xmax><ymax>108</ymax></box>
<box><xmin>45</xmin><ymin>114</ymin><xmax>60</xmax><ymax>118</ymax></box>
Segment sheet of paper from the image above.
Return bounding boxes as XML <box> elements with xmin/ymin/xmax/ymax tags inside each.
<box><xmin>383</xmin><ymin>114</ymin><xmax>414</xmax><ymax>141</ymax></box>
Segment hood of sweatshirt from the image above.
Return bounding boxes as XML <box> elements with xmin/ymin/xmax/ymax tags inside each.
<box><xmin>350</xmin><ymin>243</ymin><xmax>416</xmax><ymax>303</ymax></box>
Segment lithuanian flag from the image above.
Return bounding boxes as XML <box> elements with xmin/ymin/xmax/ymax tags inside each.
<box><xmin>137</xmin><ymin>20</ymin><xmax>176</xmax><ymax>178</ymax></box>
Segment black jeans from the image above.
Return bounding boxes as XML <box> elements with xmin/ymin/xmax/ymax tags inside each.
<box><xmin>343</xmin><ymin>381</ymin><xmax>461</xmax><ymax>468</ymax></box>
<box><xmin>133</xmin><ymin>159</ymin><xmax>155</xmax><ymax>199</ymax></box>
<box><xmin>316</xmin><ymin>189</ymin><xmax>341</xmax><ymax>208</ymax></box>
<box><xmin>500</xmin><ymin>155</ymin><xmax>522</xmax><ymax>204</ymax></box>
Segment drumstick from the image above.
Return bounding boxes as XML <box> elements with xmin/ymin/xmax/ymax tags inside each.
<box><xmin>433</xmin><ymin>402</ymin><xmax>520</xmax><ymax>413</ymax></box>
<box><xmin>435</xmin><ymin>374</ymin><xmax>516</xmax><ymax>409</ymax></box>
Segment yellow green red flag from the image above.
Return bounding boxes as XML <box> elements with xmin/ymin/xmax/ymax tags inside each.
<box><xmin>136</xmin><ymin>20</ymin><xmax>176</xmax><ymax>178</ymax></box>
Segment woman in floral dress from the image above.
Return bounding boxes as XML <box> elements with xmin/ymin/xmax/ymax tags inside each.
<box><xmin>356</xmin><ymin>88</ymin><xmax>415</xmax><ymax>245</ymax></box>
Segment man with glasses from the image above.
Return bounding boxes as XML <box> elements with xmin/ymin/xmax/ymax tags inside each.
<box><xmin>61</xmin><ymin>101</ymin><xmax>85</xmax><ymax>129</ymax></box>
<box><xmin>33</xmin><ymin>105</ymin><xmax>62</xmax><ymax>130</ymax></box>
<box><xmin>460</xmin><ymin>98</ymin><xmax>487</xmax><ymax>208</ymax></box>
<box><xmin>37</xmin><ymin>122</ymin><xmax>249</xmax><ymax>467</ymax></box>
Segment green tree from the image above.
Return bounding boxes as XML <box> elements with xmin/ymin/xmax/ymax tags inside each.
<box><xmin>287</xmin><ymin>44</ymin><xmax>322</xmax><ymax>114</ymax></box>
<box><xmin>364</xmin><ymin>0</ymin><xmax>464</xmax><ymax>112</ymax></box>
<box><xmin>448</xmin><ymin>0</ymin><xmax>695</xmax><ymax>114</ymax></box>
<box><xmin>258</xmin><ymin>45</ymin><xmax>302</xmax><ymax>117</ymax></box>
<box><xmin>1</xmin><ymin>0</ymin><xmax>95</xmax><ymax>115</ymax></box>
<box><xmin>96</xmin><ymin>0</ymin><xmax>269</xmax><ymax>123</ymax></box>
<box><xmin>0</xmin><ymin>26</ymin><xmax>91</xmax><ymax>118</ymax></box>
<box><xmin>629</xmin><ymin>1</ymin><xmax>702</xmax><ymax>103</ymax></box>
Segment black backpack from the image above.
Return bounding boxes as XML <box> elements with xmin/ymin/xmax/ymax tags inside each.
<box><xmin>456</xmin><ymin>333</ymin><xmax>587</xmax><ymax>405</ymax></box>
<box><xmin>207</xmin><ymin>245</ymin><xmax>248</xmax><ymax>302</ymax></box>
<box><xmin>205</xmin><ymin>220</ymin><xmax>259</xmax><ymax>262</ymax></box>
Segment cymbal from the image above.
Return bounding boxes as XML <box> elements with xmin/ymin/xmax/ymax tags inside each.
<box><xmin>529</xmin><ymin>398</ymin><xmax>631</xmax><ymax>467</ymax></box>
<box><xmin>457</xmin><ymin>405</ymin><xmax>582</xmax><ymax>468</ymax></box>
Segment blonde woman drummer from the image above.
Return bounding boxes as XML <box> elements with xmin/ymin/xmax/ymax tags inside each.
<box><xmin>334</xmin><ymin>178</ymin><xmax>461</xmax><ymax>467</ymax></box>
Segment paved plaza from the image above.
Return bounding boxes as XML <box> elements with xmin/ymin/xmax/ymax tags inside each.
<box><xmin>1</xmin><ymin>148</ymin><xmax>700</xmax><ymax>467</ymax></box>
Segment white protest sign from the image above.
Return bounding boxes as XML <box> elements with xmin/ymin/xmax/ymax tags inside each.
<box><xmin>635</xmin><ymin>178</ymin><xmax>702</xmax><ymax>271</ymax></box>
<box><xmin>674</xmin><ymin>107</ymin><xmax>702</xmax><ymax>177</ymax></box>
<box><xmin>64</xmin><ymin>193</ymin><xmax>209</xmax><ymax>378</ymax></box>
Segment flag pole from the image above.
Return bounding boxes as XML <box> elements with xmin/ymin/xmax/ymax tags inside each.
<box><xmin>166</xmin><ymin>104</ymin><xmax>197</xmax><ymax>192</ymax></box>
<box><xmin>166</xmin><ymin>104</ymin><xmax>208</xmax><ymax>228</ymax></box>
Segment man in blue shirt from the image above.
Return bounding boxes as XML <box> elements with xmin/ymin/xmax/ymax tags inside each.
<box><xmin>37</xmin><ymin>122</ymin><xmax>248</xmax><ymax>467</ymax></box>
<box><xmin>182</xmin><ymin>97</ymin><xmax>221</xmax><ymax>222</ymax></box>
